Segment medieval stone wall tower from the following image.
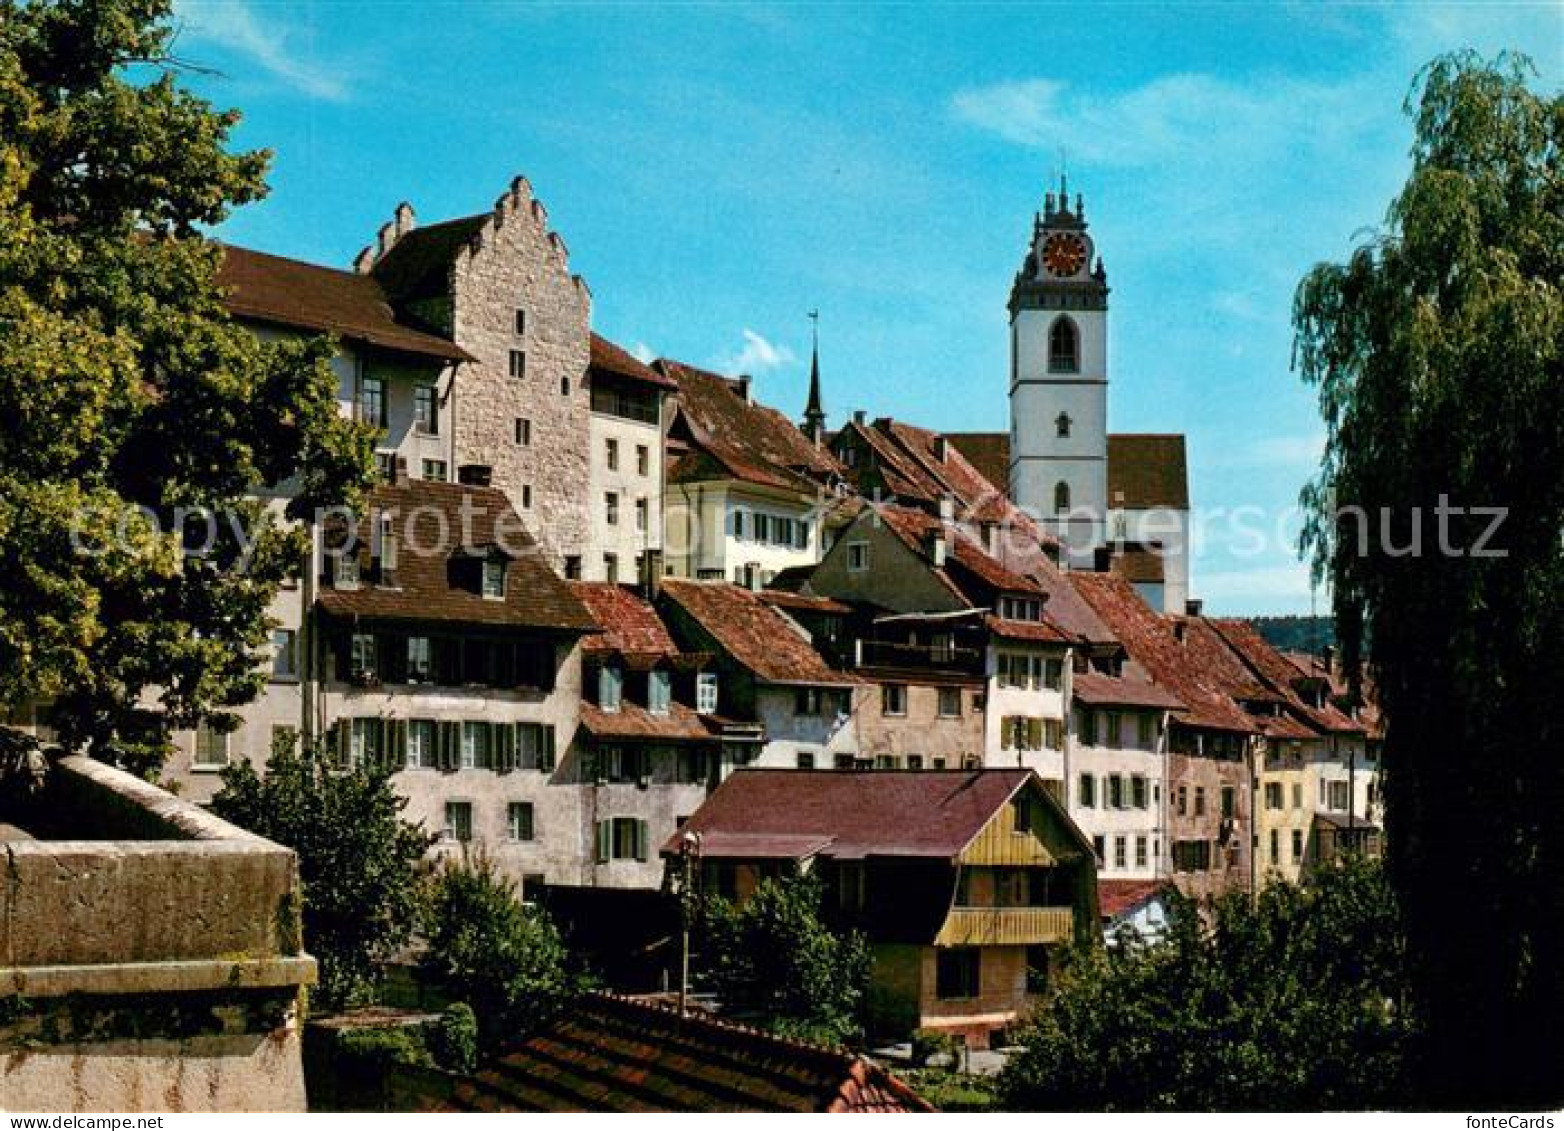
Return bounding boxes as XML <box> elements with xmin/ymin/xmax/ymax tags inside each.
<box><xmin>1008</xmin><ymin>177</ymin><xmax>1110</xmax><ymax>563</ymax></box>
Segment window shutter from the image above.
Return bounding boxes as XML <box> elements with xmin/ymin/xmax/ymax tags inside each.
<box><xmin>540</xmin><ymin>725</ymin><xmax>557</xmax><ymax>772</ymax></box>
<box><xmin>333</xmin><ymin>636</ymin><xmax>351</xmax><ymax>682</ymax></box>
<box><xmin>380</xmin><ymin>634</ymin><xmax>404</xmax><ymax>685</ymax></box>
<box><xmin>595</xmin><ymin>820</ymin><xmax>610</xmax><ymax>864</ymax></box>
<box><xmin>389</xmin><ymin>719</ymin><xmax>408</xmax><ymax>769</ymax></box>
<box><xmin>496</xmin><ymin>723</ymin><xmax>517</xmax><ymax>774</ymax></box>
<box><xmin>438</xmin><ymin>721</ymin><xmax>460</xmax><ymax>772</ymax></box>
<box><xmin>635</xmin><ymin>819</ymin><xmax>650</xmax><ymax>862</ymax></box>
<box><xmin>1028</xmin><ymin>718</ymin><xmax>1044</xmax><ymax>750</ymax></box>
<box><xmin>330</xmin><ymin>719</ymin><xmax>350</xmax><ymax>768</ymax></box>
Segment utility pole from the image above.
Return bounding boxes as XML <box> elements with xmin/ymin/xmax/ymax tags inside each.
<box><xmin>676</xmin><ymin>830</ymin><xmax>702</xmax><ymax>1018</ymax></box>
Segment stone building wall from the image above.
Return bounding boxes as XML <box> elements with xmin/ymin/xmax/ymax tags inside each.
<box><xmin>448</xmin><ymin>179</ymin><xmax>594</xmax><ymax>572</ymax></box>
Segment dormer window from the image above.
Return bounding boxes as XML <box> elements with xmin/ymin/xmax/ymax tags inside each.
<box><xmin>648</xmin><ymin>669</ymin><xmax>672</xmax><ymax>716</ymax></box>
<box><xmin>335</xmin><ymin>552</ymin><xmax>361</xmax><ymax>589</ymax></box>
<box><xmin>696</xmin><ymin>672</ymin><xmax>719</xmax><ymax>715</ymax></box>
<box><xmin>1048</xmin><ymin>317</ymin><xmax>1079</xmax><ymax>373</ymax></box>
<box><xmin>481</xmin><ymin>557</ymin><xmax>506</xmax><ymax>599</ymax></box>
<box><xmin>599</xmin><ymin>663</ymin><xmax>623</xmax><ymax>713</ymax></box>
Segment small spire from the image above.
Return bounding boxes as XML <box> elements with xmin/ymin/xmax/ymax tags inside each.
<box><xmin>802</xmin><ymin>310</ymin><xmax>826</xmax><ymax>445</ymax></box>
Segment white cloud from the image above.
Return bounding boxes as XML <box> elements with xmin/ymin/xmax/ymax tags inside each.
<box><xmin>176</xmin><ymin>1</ymin><xmax>348</xmax><ymax>101</ymax></box>
<box><xmin>714</xmin><ymin>329</ymin><xmax>796</xmax><ymax>376</ymax></box>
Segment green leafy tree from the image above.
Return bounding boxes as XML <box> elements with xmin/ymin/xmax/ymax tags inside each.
<box><xmin>699</xmin><ymin>873</ymin><xmax>870</xmax><ymax>1046</ymax></box>
<box><xmin>999</xmin><ymin>859</ymin><xmax>1412</xmax><ymax>1111</ymax></box>
<box><xmin>421</xmin><ymin>856</ymin><xmax>585</xmax><ymax>1049</ymax></box>
<box><xmin>211</xmin><ymin>738</ymin><xmax>433</xmax><ymax>1008</ymax></box>
<box><xmin>0</xmin><ymin>0</ymin><xmax>372</xmax><ymax>774</ymax></box>
<box><xmin>1293</xmin><ymin>52</ymin><xmax>1563</xmax><ymax>1106</ymax></box>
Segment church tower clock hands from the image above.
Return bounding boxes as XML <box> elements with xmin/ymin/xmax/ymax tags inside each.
<box><xmin>1008</xmin><ymin>176</ymin><xmax>1110</xmax><ymax>565</ymax></box>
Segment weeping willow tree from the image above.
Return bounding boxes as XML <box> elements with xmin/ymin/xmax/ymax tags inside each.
<box><xmin>1294</xmin><ymin>52</ymin><xmax>1563</xmax><ymax>1107</ymax></box>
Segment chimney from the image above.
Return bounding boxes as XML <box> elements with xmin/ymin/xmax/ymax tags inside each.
<box><xmin>938</xmin><ymin>496</ymin><xmax>955</xmax><ymax>524</ymax></box>
<box><xmin>1185</xmin><ymin>598</ymin><xmax>1204</xmax><ymax>617</ymax></box>
<box><xmin>735</xmin><ymin>375</ymin><xmax>751</xmax><ymax>402</ymax></box>
<box><xmin>853</xmin><ymin>410</ymin><xmax>867</xmax><ymax>426</ymax></box>
<box><xmin>927</xmin><ymin>532</ymin><xmax>948</xmax><ymax>568</ymax></box>
<box><xmin>1173</xmin><ymin>620</ymin><xmax>1187</xmax><ymax>643</ymax></box>
<box><xmin>1322</xmin><ymin>644</ymin><xmax>1336</xmax><ymax>673</ymax></box>
<box><xmin>934</xmin><ymin>436</ymin><xmax>949</xmax><ymax>462</ymax></box>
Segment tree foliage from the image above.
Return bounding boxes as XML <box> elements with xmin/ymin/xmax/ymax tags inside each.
<box><xmin>211</xmin><ymin>737</ymin><xmax>433</xmax><ymax>1009</ymax></box>
<box><xmin>999</xmin><ymin>860</ymin><xmax>1412</xmax><ymax>1111</ymax></box>
<box><xmin>421</xmin><ymin>856</ymin><xmax>584</xmax><ymax>1049</ymax></box>
<box><xmin>1293</xmin><ymin>52</ymin><xmax>1563</xmax><ymax>1106</ymax></box>
<box><xmin>699</xmin><ymin>873</ymin><xmax>870</xmax><ymax>1046</ymax></box>
<box><xmin>0</xmin><ymin>0</ymin><xmax>372</xmax><ymax>773</ymax></box>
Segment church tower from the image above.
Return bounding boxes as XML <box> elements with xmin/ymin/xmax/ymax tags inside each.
<box><xmin>1008</xmin><ymin>177</ymin><xmax>1109</xmax><ymax>563</ymax></box>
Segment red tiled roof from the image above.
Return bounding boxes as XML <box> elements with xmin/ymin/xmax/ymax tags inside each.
<box><xmin>1108</xmin><ymin>434</ymin><xmax>1189</xmax><ymax>510</ymax></box>
<box><xmin>573</xmin><ymin>583</ymin><xmax>680</xmax><ymax>656</ymax></box>
<box><xmin>1072</xmin><ymin>670</ymin><xmax>1184</xmax><ymax>710</ymax></box>
<box><xmin>659</xmin><ymin>580</ymin><xmax>857</xmax><ymax>686</ymax></box>
<box><xmin>668</xmin><ymin>768</ymin><xmax>1041</xmax><ymax>861</ymax></box>
<box><xmin>948</xmin><ymin>432</ymin><xmax>1191</xmax><ymax>512</ymax></box>
<box><xmin>874</xmin><ymin>504</ymin><xmax>1043</xmax><ymax>603</ymax></box>
<box><xmin>414</xmin><ymin>992</ymin><xmax>933</xmax><ymax>1112</ymax></box>
<box><xmin>1099</xmin><ymin>879</ymin><xmax>1168</xmax><ymax>919</ymax></box>
<box><xmin>314</xmin><ymin>480</ymin><xmax>595</xmax><ymax>632</ymax></box>
<box><xmin>590</xmin><ymin>332</ymin><xmax>676</xmax><ymax>389</ymax></box>
<box><xmin>579</xmin><ymin>701</ymin><xmax>715</xmax><ymax>743</ymax></box>
<box><xmin>1209</xmin><ymin>619</ymin><xmax>1362</xmax><ymax>736</ymax></box>
<box><xmin>759</xmin><ymin>590</ymin><xmax>853</xmax><ymax>615</ymax></box>
<box><xmin>984</xmin><ymin>614</ymin><xmax>1071</xmax><ymax>644</ymax></box>
<box><xmin>1111</xmin><ymin>547</ymin><xmax>1166</xmax><ymax>584</ymax></box>
<box><xmin>217</xmin><ymin>244</ymin><xmax>471</xmax><ymax>362</ymax></box>
<box><xmin>658</xmin><ymin>359</ymin><xmax>842</xmax><ymax>492</ymax></box>
<box><xmin>1069</xmin><ymin>573</ymin><xmax>1254</xmax><ymax>733</ymax></box>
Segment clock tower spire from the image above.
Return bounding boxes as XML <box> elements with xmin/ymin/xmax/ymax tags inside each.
<box><xmin>1008</xmin><ymin>176</ymin><xmax>1110</xmax><ymax>563</ymax></box>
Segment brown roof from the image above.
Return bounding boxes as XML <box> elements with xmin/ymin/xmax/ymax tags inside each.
<box><xmin>948</xmin><ymin>432</ymin><xmax>1191</xmax><ymax>512</ymax></box>
<box><xmin>1110</xmin><ymin>547</ymin><xmax>1166</xmax><ymax>584</ymax></box>
<box><xmin>874</xmin><ymin>504</ymin><xmax>1043</xmax><ymax>603</ymax></box>
<box><xmin>369</xmin><ymin>213</ymin><xmax>488</xmax><ymax>301</ymax></box>
<box><xmin>759</xmin><ymin>590</ymin><xmax>854</xmax><ymax>615</ymax></box>
<box><xmin>659</xmin><ymin>580</ymin><xmax>857</xmax><ymax>686</ymax></box>
<box><xmin>984</xmin><ymin>614</ymin><xmax>1071</xmax><ymax>644</ymax></box>
<box><xmin>573</xmin><ymin>583</ymin><xmax>680</xmax><ymax>656</ymax></box>
<box><xmin>1208</xmin><ymin>619</ymin><xmax>1362</xmax><ymax>736</ymax></box>
<box><xmin>1108</xmin><ymin>434</ymin><xmax>1189</xmax><ymax>510</ymax></box>
<box><xmin>217</xmin><ymin>244</ymin><xmax>471</xmax><ymax>362</ymax></box>
<box><xmin>1069</xmin><ymin>573</ymin><xmax>1254</xmax><ymax>733</ymax></box>
<box><xmin>410</xmin><ymin>992</ymin><xmax>932</xmax><ymax>1112</ymax></box>
<box><xmin>314</xmin><ymin>480</ymin><xmax>595</xmax><ymax>632</ymax></box>
<box><xmin>1099</xmin><ymin>879</ymin><xmax>1169</xmax><ymax>919</ymax></box>
<box><xmin>669</xmin><ymin>768</ymin><xmax>1043</xmax><ymax>861</ymax></box>
<box><xmin>945</xmin><ymin>432</ymin><xmax>1010</xmax><ymax>497</ymax></box>
<box><xmin>1072</xmin><ymin>670</ymin><xmax>1184</xmax><ymax>710</ymax></box>
<box><xmin>590</xmin><ymin>332</ymin><xmax>676</xmax><ymax>389</ymax></box>
<box><xmin>658</xmin><ymin>359</ymin><xmax>842</xmax><ymax>493</ymax></box>
<box><xmin>579</xmin><ymin>702</ymin><xmax>715</xmax><ymax>743</ymax></box>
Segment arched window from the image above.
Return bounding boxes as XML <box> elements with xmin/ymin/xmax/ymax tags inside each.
<box><xmin>1056</xmin><ymin>412</ymin><xmax>1072</xmax><ymax>438</ymax></box>
<box><xmin>1054</xmin><ymin>481</ymin><xmax>1071</xmax><ymax>516</ymax></box>
<box><xmin>1049</xmin><ymin>317</ymin><xmax>1079</xmax><ymax>373</ymax></box>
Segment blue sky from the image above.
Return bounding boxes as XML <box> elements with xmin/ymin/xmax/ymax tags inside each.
<box><xmin>174</xmin><ymin>1</ymin><xmax>1559</xmax><ymax>614</ymax></box>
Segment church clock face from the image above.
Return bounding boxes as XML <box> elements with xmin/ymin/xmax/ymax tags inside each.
<box><xmin>1043</xmin><ymin>233</ymin><xmax>1087</xmax><ymax>277</ymax></box>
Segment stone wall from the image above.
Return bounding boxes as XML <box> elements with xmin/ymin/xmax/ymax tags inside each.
<box><xmin>1</xmin><ymin>757</ymin><xmax>314</xmax><ymax>1112</ymax></box>
<box><xmin>448</xmin><ymin>178</ymin><xmax>593</xmax><ymax>572</ymax></box>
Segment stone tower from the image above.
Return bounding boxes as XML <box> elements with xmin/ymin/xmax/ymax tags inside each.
<box><xmin>1008</xmin><ymin>176</ymin><xmax>1110</xmax><ymax>563</ymax></box>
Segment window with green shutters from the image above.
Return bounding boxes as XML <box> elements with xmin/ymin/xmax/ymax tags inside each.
<box><xmin>596</xmin><ymin>817</ymin><xmax>649</xmax><ymax>863</ymax></box>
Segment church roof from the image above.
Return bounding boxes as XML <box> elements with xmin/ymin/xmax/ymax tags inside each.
<box><xmin>945</xmin><ymin>432</ymin><xmax>1190</xmax><ymax>513</ymax></box>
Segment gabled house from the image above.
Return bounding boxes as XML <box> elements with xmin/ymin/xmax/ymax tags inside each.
<box><xmin>1206</xmin><ymin>619</ymin><xmax>1381</xmax><ymax>885</ymax></box>
<box><xmin>808</xmin><ymin>503</ymin><xmax>1073</xmax><ymax>785</ymax></box>
<box><xmin>657</xmin><ymin>361</ymin><xmax>846</xmax><ymax>586</ymax></box>
<box><xmin>1070</xmin><ymin>573</ymin><xmax>1256</xmax><ymax>899</ymax></box>
<box><xmin>311</xmin><ymin>479</ymin><xmax>597</xmax><ymax>886</ymax></box>
<box><xmin>667</xmin><ymin>769</ymin><xmax>1098</xmax><ymax>1049</ymax></box>
<box><xmin>656</xmin><ymin>579</ymin><xmax>862</xmax><ymax>770</ymax></box>
<box><xmin>569</xmin><ymin>582</ymin><xmax>721</xmax><ymax>889</ymax></box>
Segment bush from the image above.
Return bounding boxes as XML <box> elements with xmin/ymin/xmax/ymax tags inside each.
<box><xmin>998</xmin><ymin>858</ymin><xmax>1413</xmax><ymax>1111</ymax></box>
<box><xmin>421</xmin><ymin>856</ymin><xmax>585</xmax><ymax>1049</ymax></box>
<box><xmin>426</xmin><ymin>1003</ymin><xmax>478</xmax><ymax>1074</ymax></box>
<box><xmin>910</xmin><ymin>1028</ymin><xmax>958</xmax><ymax>1068</ymax></box>
<box><xmin>699</xmin><ymin>873</ymin><xmax>870</xmax><ymax>1047</ymax></box>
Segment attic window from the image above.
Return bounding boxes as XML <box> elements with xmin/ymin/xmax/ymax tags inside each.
<box><xmin>648</xmin><ymin>669</ymin><xmax>672</xmax><ymax>716</ymax></box>
<box><xmin>599</xmin><ymin>663</ymin><xmax>623</xmax><ymax>712</ymax></box>
<box><xmin>847</xmin><ymin>542</ymin><xmax>869</xmax><ymax>572</ymax></box>
<box><xmin>481</xmin><ymin>557</ymin><xmax>506</xmax><ymax>599</ymax></box>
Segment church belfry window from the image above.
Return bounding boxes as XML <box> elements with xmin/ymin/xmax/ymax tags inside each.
<box><xmin>1048</xmin><ymin>317</ymin><xmax>1079</xmax><ymax>373</ymax></box>
<box><xmin>1054</xmin><ymin>481</ymin><xmax>1071</xmax><ymax>516</ymax></box>
<box><xmin>1056</xmin><ymin>412</ymin><xmax>1072</xmax><ymax>438</ymax></box>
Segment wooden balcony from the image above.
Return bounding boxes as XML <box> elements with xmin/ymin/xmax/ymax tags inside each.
<box><xmin>934</xmin><ymin>905</ymin><xmax>1076</xmax><ymax>947</ymax></box>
